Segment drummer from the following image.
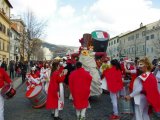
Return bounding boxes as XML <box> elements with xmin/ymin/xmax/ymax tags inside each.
<box><xmin>0</xmin><ymin>67</ymin><xmax>12</xmax><ymax>120</ymax></box>
<box><xmin>125</xmin><ymin>57</ymin><xmax>160</xmax><ymax>120</ymax></box>
<box><xmin>26</xmin><ymin>67</ymin><xmax>41</xmax><ymax>91</ymax></box>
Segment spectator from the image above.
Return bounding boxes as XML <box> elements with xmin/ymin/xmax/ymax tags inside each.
<box><xmin>1</xmin><ymin>61</ymin><xmax>7</xmax><ymax>71</ymax></box>
<box><xmin>9</xmin><ymin>60</ymin><xmax>15</xmax><ymax>79</ymax></box>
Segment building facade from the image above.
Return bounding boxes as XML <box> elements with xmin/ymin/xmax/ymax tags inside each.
<box><xmin>108</xmin><ymin>20</ymin><xmax>160</xmax><ymax>61</ymax></box>
<box><xmin>9</xmin><ymin>26</ymin><xmax>20</xmax><ymax>61</ymax></box>
<box><xmin>118</xmin><ymin>26</ymin><xmax>146</xmax><ymax>59</ymax></box>
<box><xmin>145</xmin><ymin>20</ymin><xmax>160</xmax><ymax>60</ymax></box>
<box><xmin>0</xmin><ymin>0</ymin><xmax>12</xmax><ymax>64</ymax></box>
<box><xmin>107</xmin><ymin>36</ymin><xmax>119</xmax><ymax>59</ymax></box>
<box><xmin>11</xmin><ymin>19</ymin><xmax>27</xmax><ymax>61</ymax></box>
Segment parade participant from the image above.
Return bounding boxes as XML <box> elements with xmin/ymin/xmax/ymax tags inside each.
<box><xmin>40</xmin><ymin>63</ymin><xmax>51</xmax><ymax>93</ymax></box>
<box><xmin>26</xmin><ymin>67</ymin><xmax>41</xmax><ymax>91</ymax></box>
<box><xmin>124</xmin><ymin>60</ymin><xmax>137</xmax><ymax>92</ymax></box>
<box><xmin>125</xmin><ymin>57</ymin><xmax>160</xmax><ymax>120</ymax></box>
<box><xmin>46</xmin><ymin>62</ymin><xmax>66</xmax><ymax>120</ymax></box>
<box><xmin>0</xmin><ymin>67</ymin><xmax>12</xmax><ymax>120</ymax></box>
<box><xmin>153</xmin><ymin>61</ymin><xmax>160</xmax><ymax>92</ymax></box>
<box><xmin>69</xmin><ymin>62</ymin><xmax>92</xmax><ymax>120</ymax></box>
<box><xmin>103</xmin><ymin>59</ymin><xmax>123</xmax><ymax>119</ymax></box>
<box><xmin>62</xmin><ymin>55</ymin><xmax>75</xmax><ymax>99</ymax></box>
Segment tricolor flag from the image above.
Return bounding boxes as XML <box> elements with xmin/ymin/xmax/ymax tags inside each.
<box><xmin>92</xmin><ymin>31</ymin><xmax>108</xmax><ymax>39</ymax></box>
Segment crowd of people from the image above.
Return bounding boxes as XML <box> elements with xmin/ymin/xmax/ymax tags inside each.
<box><xmin>1</xmin><ymin>55</ymin><xmax>160</xmax><ymax>120</ymax></box>
<box><xmin>22</xmin><ymin>55</ymin><xmax>160</xmax><ymax>120</ymax></box>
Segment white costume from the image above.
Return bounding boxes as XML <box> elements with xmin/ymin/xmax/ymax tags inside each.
<box><xmin>26</xmin><ymin>73</ymin><xmax>41</xmax><ymax>91</ymax></box>
<box><xmin>40</xmin><ymin>67</ymin><xmax>51</xmax><ymax>93</ymax></box>
<box><xmin>130</xmin><ymin>75</ymin><xmax>150</xmax><ymax>120</ymax></box>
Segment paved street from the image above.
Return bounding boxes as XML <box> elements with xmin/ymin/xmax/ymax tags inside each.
<box><xmin>4</xmin><ymin>83</ymin><xmax>160</xmax><ymax>120</ymax></box>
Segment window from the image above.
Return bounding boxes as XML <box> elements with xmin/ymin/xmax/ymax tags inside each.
<box><xmin>2</xmin><ymin>25</ymin><xmax>6</xmax><ymax>34</ymax></box>
<box><xmin>128</xmin><ymin>48</ymin><xmax>130</xmax><ymax>53</ymax></box>
<box><xmin>131</xmin><ymin>35</ymin><xmax>134</xmax><ymax>40</ymax></box>
<box><xmin>151</xmin><ymin>34</ymin><xmax>154</xmax><ymax>39</ymax></box>
<box><xmin>0</xmin><ymin>40</ymin><xmax>1</xmax><ymax>50</ymax></box>
<box><xmin>114</xmin><ymin>40</ymin><xmax>116</xmax><ymax>44</ymax></box>
<box><xmin>132</xmin><ymin>47</ymin><xmax>134</xmax><ymax>53</ymax></box>
<box><xmin>0</xmin><ymin>23</ymin><xmax>2</xmax><ymax>31</ymax></box>
<box><xmin>128</xmin><ymin>37</ymin><xmax>131</xmax><ymax>41</ymax></box>
<box><xmin>151</xmin><ymin>47</ymin><xmax>153</xmax><ymax>53</ymax></box>
<box><xmin>7</xmin><ymin>28</ymin><xmax>10</xmax><ymax>36</ymax></box>
<box><xmin>10</xmin><ymin>31</ymin><xmax>12</xmax><ymax>38</ymax></box>
<box><xmin>136</xmin><ymin>33</ymin><xmax>139</xmax><ymax>39</ymax></box>
<box><xmin>146</xmin><ymin>36</ymin><xmax>149</xmax><ymax>40</ymax></box>
<box><xmin>137</xmin><ymin>46</ymin><xmax>138</xmax><ymax>51</ymax></box>
<box><xmin>143</xmin><ymin>45</ymin><xmax>145</xmax><ymax>50</ymax></box>
<box><xmin>117</xmin><ymin>39</ymin><xmax>119</xmax><ymax>43</ymax></box>
<box><xmin>3</xmin><ymin>42</ymin><xmax>5</xmax><ymax>50</ymax></box>
<box><xmin>142</xmin><ymin>31</ymin><xmax>146</xmax><ymax>36</ymax></box>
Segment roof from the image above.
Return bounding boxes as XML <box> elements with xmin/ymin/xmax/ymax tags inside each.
<box><xmin>119</xmin><ymin>26</ymin><xmax>146</xmax><ymax>38</ymax></box>
<box><xmin>11</xmin><ymin>19</ymin><xmax>26</xmax><ymax>27</ymax></box>
<box><xmin>11</xmin><ymin>26</ymin><xmax>20</xmax><ymax>35</ymax></box>
<box><xmin>4</xmin><ymin>0</ymin><xmax>13</xmax><ymax>8</ymax></box>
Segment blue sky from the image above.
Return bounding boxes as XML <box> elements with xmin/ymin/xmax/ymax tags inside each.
<box><xmin>10</xmin><ymin>0</ymin><xmax>160</xmax><ymax>46</ymax></box>
<box><xmin>152</xmin><ymin>0</ymin><xmax>160</xmax><ymax>8</ymax></box>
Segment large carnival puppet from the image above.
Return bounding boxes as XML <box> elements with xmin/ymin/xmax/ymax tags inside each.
<box><xmin>75</xmin><ymin>30</ymin><xmax>109</xmax><ymax>96</ymax></box>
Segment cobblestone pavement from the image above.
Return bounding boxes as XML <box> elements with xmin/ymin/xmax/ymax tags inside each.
<box><xmin>4</xmin><ymin>84</ymin><xmax>160</xmax><ymax>120</ymax></box>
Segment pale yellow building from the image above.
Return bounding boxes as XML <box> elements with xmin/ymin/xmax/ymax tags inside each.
<box><xmin>11</xmin><ymin>19</ymin><xmax>26</xmax><ymax>61</ymax></box>
<box><xmin>0</xmin><ymin>0</ymin><xmax>12</xmax><ymax>64</ymax></box>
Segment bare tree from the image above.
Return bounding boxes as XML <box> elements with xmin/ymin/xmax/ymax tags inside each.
<box><xmin>23</xmin><ymin>10</ymin><xmax>47</xmax><ymax>61</ymax></box>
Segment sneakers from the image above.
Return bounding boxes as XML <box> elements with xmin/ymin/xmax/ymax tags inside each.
<box><xmin>51</xmin><ymin>113</ymin><xmax>54</xmax><ymax>117</ymax></box>
<box><xmin>79</xmin><ymin>117</ymin><xmax>85</xmax><ymax>120</ymax></box>
<box><xmin>77</xmin><ymin>116</ymin><xmax>80</xmax><ymax>120</ymax></box>
<box><xmin>53</xmin><ymin>117</ymin><xmax>62</xmax><ymax>120</ymax></box>
<box><xmin>77</xmin><ymin>116</ymin><xmax>86</xmax><ymax>120</ymax></box>
<box><xmin>109</xmin><ymin>114</ymin><xmax>120</xmax><ymax>120</ymax></box>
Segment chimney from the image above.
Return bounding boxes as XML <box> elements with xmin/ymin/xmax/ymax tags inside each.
<box><xmin>140</xmin><ymin>22</ymin><xmax>143</xmax><ymax>28</ymax></box>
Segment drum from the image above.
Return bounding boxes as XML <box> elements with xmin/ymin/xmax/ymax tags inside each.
<box><xmin>118</xmin><ymin>80</ymin><xmax>133</xmax><ymax>114</ymax></box>
<box><xmin>1</xmin><ymin>84</ymin><xmax>16</xmax><ymax>99</ymax></box>
<box><xmin>26</xmin><ymin>85</ymin><xmax>47</xmax><ymax>108</ymax></box>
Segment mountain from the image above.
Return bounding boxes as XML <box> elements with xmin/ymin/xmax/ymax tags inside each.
<box><xmin>42</xmin><ymin>42</ymin><xmax>79</xmax><ymax>57</ymax></box>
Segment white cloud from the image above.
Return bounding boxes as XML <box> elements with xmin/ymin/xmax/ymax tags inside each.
<box><xmin>10</xmin><ymin>0</ymin><xmax>57</xmax><ymax>18</ymax></box>
<box><xmin>10</xmin><ymin>0</ymin><xmax>160</xmax><ymax>46</ymax></box>
<box><xmin>58</xmin><ymin>5</ymin><xmax>75</xmax><ymax>18</ymax></box>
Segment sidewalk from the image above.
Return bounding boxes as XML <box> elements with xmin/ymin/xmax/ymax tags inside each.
<box><xmin>6</xmin><ymin>70</ymin><xmax>23</xmax><ymax>89</ymax></box>
<box><xmin>12</xmin><ymin>77</ymin><xmax>22</xmax><ymax>89</ymax></box>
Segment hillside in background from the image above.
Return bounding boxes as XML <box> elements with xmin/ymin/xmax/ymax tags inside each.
<box><xmin>42</xmin><ymin>42</ymin><xmax>79</xmax><ymax>57</ymax></box>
